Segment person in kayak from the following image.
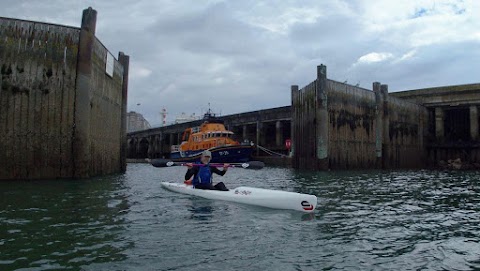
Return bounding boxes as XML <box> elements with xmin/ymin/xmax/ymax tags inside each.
<box><xmin>185</xmin><ymin>150</ymin><xmax>229</xmax><ymax>191</ymax></box>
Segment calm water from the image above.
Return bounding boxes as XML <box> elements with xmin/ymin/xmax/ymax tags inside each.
<box><xmin>1</xmin><ymin>164</ymin><xmax>480</xmax><ymax>271</ymax></box>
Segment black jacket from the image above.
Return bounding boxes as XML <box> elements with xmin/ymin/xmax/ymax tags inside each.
<box><xmin>185</xmin><ymin>165</ymin><xmax>226</xmax><ymax>181</ymax></box>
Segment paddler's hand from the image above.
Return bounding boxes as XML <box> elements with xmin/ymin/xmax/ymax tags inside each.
<box><xmin>223</xmin><ymin>163</ymin><xmax>230</xmax><ymax>171</ymax></box>
<box><xmin>186</xmin><ymin>163</ymin><xmax>193</xmax><ymax>169</ymax></box>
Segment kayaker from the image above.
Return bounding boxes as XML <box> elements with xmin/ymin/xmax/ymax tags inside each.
<box><xmin>185</xmin><ymin>150</ymin><xmax>229</xmax><ymax>191</ymax></box>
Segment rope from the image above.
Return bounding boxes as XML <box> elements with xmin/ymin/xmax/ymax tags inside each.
<box><xmin>256</xmin><ymin>145</ymin><xmax>287</xmax><ymax>157</ymax></box>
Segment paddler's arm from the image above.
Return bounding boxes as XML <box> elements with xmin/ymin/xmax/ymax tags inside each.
<box><xmin>185</xmin><ymin>165</ymin><xmax>198</xmax><ymax>180</ymax></box>
<box><xmin>210</xmin><ymin>165</ymin><xmax>228</xmax><ymax>176</ymax></box>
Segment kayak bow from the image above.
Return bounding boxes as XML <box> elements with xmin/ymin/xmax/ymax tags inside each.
<box><xmin>161</xmin><ymin>182</ymin><xmax>317</xmax><ymax>213</ymax></box>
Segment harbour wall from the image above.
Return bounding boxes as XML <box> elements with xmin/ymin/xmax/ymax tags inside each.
<box><xmin>127</xmin><ymin>76</ymin><xmax>478</xmax><ymax>170</ymax></box>
<box><xmin>0</xmin><ymin>8</ymin><xmax>129</xmax><ymax>179</ymax></box>
<box><xmin>292</xmin><ymin>65</ymin><xmax>428</xmax><ymax>170</ymax></box>
<box><xmin>391</xmin><ymin>83</ymin><xmax>480</xmax><ymax>168</ymax></box>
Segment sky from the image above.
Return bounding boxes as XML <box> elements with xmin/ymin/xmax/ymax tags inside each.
<box><xmin>1</xmin><ymin>0</ymin><xmax>479</xmax><ymax>126</ymax></box>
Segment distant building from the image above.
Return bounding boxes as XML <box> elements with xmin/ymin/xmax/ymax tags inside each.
<box><xmin>175</xmin><ymin>112</ymin><xmax>200</xmax><ymax>124</ymax></box>
<box><xmin>127</xmin><ymin>111</ymin><xmax>151</xmax><ymax>132</ymax></box>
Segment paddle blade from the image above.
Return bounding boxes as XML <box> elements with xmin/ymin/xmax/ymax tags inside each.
<box><xmin>150</xmin><ymin>159</ymin><xmax>176</xmax><ymax>168</ymax></box>
<box><xmin>241</xmin><ymin>161</ymin><xmax>265</xmax><ymax>169</ymax></box>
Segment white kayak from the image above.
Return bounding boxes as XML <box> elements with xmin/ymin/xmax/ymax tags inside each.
<box><xmin>161</xmin><ymin>182</ymin><xmax>318</xmax><ymax>213</ymax></box>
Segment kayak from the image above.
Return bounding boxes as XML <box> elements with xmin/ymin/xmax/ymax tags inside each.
<box><xmin>161</xmin><ymin>182</ymin><xmax>318</xmax><ymax>213</ymax></box>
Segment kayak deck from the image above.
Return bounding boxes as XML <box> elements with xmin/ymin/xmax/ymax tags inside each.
<box><xmin>161</xmin><ymin>182</ymin><xmax>317</xmax><ymax>213</ymax></box>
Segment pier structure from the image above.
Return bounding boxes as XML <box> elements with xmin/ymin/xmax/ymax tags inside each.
<box><xmin>0</xmin><ymin>8</ymin><xmax>129</xmax><ymax>179</ymax></box>
<box><xmin>126</xmin><ymin>106</ymin><xmax>291</xmax><ymax>160</ymax></box>
<box><xmin>127</xmin><ymin>65</ymin><xmax>479</xmax><ymax>170</ymax></box>
<box><xmin>391</xmin><ymin>84</ymin><xmax>480</xmax><ymax>167</ymax></box>
<box><xmin>292</xmin><ymin>65</ymin><xmax>428</xmax><ymax>170</ymax></box>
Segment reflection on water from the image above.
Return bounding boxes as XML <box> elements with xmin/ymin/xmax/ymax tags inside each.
<box><xmin>0</xmin><ymin>175</ymin><xmax>133</xmax><ymax>270</ymax></box>
<box><xmin>187</xmin><ymin>198</ymin><xmax>214</xmax><ymax>221</ymax></box>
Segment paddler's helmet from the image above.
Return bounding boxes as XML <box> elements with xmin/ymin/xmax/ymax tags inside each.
<box><xmin>202</xmin><ymin>150</ymin><xmax>212</xmax><ymax>157</ymax></box>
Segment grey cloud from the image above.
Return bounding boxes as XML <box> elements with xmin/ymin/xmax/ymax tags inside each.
<box><xmin>1</xmin><ymin>0</ymin><xmax>478</xmax><ymax>126</ymax></box>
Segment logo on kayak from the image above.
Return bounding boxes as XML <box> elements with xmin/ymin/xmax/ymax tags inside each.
<box><xmin>234</xmin><ymin>189</ymin><xmax>252</xmax><ymax>195</ymax></box>
<box><xmin>301</xmin><ymin>201</ymin><xmax>314</xmax><ymax>211</ymax></box>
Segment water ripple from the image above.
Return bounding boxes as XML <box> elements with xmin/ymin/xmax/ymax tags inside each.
<box><xmin>1</xmin><ymin>166</ymin><xmax>480</xmax><ymax>270</ymax></box>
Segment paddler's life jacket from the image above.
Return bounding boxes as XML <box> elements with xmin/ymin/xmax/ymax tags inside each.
<box><xmin>192</xmin><ymin>164</ymin><xmax>212</xmax><ymax>186</ymax></box>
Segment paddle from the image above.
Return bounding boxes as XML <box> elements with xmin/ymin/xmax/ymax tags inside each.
<box><xmin>149</xmin><ymin>158</ymin><xmax>265</xmax><ymax>170</ymax></box>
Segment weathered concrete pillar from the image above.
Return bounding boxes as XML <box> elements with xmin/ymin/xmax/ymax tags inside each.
<box><xmin>470</xmin><ymin>105</ymin><xmax>478</xmax><ymax>141</ymax></box>
<box><xmin>135</xmin><ymin>138</ymin><xmax>141</xmax><ymax>159</ymax></box>
<box><xmin>256</xmin><ymin>121</ymin><xmax>263</xmax><ymax>155</ymax></box>
<box><xmin>381</xmin><ymin>84</ymin><xmax>389</xmax><ymax>168</ymax></box>
<box><xmin>470</xmin><ymin>106</ymin><xmax>478</xmax><ymax>141</ymax></box>
<box><xmin>418</xmin><ymin>106</ymin><xmax>426</xmax><ymax>168</ymax></box>
<box><xmin>118</xmin><ymin>52</ymin><xmax>129</xmax><ymax>173</ymax></box>
<box><xmin>242</xmin><ymin>125</ymin><xmax>247</xmax><ymax>141</ymax></box>
<box><xmin>435</xmin><ymin>107</ymin><xmax>444</xmax><ymax>142</ymax></box>
<box><xmin>157</xmin><ymin>136</ymin><xmax>161</xmax><ymax>155</ymax></box>
<box><xmin>147</xmin><ymin>136</ymin><xmax>153</xmax><ymax>158</ymax></box>
<box><xmin>159</xmin><ymin>132</ymin><xmax>164</xmax><ymax>156</ymax></box>
<box><xmin>275</xmin><ymin>121</ymin><xmax>283</xmax><ymax>147</ymax></box>
<box><xmin>316</xmin><ymin>65</ymin><xmax>328</xmax><ymax>169</ymax></box>
<box><xmin>373</xmin><ymin>82</ymin><xmax>383</xmax><ymax>168</ymax></box>
<box><xmin>291</xmin><ymin>85</ymin><xmax>298</xmax><ymax>161</ymax></box>
<box><xmin>72</xmin><ymin>7</ymin><xmax>97</xmax><ymax>178</ymax></box>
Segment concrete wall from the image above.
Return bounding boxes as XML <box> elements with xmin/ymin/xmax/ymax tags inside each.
<box><xmin>0</xmin><ymin>17</ymin><xmax>80</xmax><ymax>179</ymax></box>
<box><xmin>384</xmin><ymin>93</ymin><xmax>428</xmax><ymax>168</ymax></box>
<box><xmin>291</xmin><ymin>81</ymin><xmax>317</xmax><ymax>169</ymax></box>
<box><xmin>327</xmin><ymin>80</ymin><xmax>377</xmax><ymax>169</ymax></box>
<box><xmin>292</xmin><ymin>65</ymin><xmax>428</xmax><ymax>170</ymax></box>
<box><xmin>0</xmin><ymin>8</ymin><xmax>128</xmax><ymax>179</ymax></box>
<box><xmin>88</xmin><ymin>38</ymin><xmax>125</xmax><ymax>176</ymax></box>
<box><xmin>392</xmin><ymin>84</ymin><xmax>480</xmax><ymax>168</ymax></box>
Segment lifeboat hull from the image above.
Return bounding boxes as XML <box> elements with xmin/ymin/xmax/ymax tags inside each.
<box><xmin>170</xmin><ymin>145</ymin><xmax>253</xmax><ymax>163</ymax></box>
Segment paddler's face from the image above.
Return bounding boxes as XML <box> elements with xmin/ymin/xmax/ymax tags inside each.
<box><xmin>201</xmin><ymin>155</ymin><xmax>211</xmax><ymax>164</ymax></box>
